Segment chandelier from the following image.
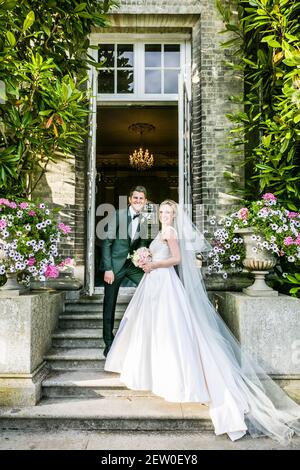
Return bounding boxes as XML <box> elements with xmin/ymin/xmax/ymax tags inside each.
<box><xmin>128</xmin><ymin>123</ymin><xmax>155</xmax><ymax>170</ymax></box>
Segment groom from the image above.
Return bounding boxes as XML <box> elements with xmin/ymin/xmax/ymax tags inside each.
<box><xmin>100</xmin><ymin>186</ymin><xmax>150</xmax><ymax>357</ymax></box>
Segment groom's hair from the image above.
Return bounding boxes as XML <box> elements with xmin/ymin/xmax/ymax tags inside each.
<box><xmin>129</xmin><ymin>185</ymin><xmax>147</xmax><ymax>198</ymax></box>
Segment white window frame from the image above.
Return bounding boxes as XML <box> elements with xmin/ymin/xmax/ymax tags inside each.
<box><xmin>89</xmin><ymin>34</ymin><xmax>191</xmax><ymax>102</ymax></box>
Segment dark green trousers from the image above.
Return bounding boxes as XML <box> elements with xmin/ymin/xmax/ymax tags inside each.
<box><xmin>103</xmin><ymin>260</ymin><xmax>144</xmax><ymax>347</ymax></box>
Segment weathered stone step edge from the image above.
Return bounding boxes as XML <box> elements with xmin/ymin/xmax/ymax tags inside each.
<box><xmin>58</xmin><ymin>320</ymin><xmax>103</xmax><ymax>329</ymax></box>
<box><xmin>43</xmin><ymin>370</ymin><xmax>124</xmax><ymax>387</ymax></box>
<box><xmin>52</xmin><ymin>338</ymin><xmax>104</xmax><ymax>348</ymax></box>
<box><xmin>64</xmin><ymin>303</ymin><xmax>130</xmax><ymax>311</ymax></box>
<box><xmin>45</xmin><ymin>348</ymin><xmax>105</xmax><ymax>360</ymax></box>
<box><xmin>48</xmin><ymin>360</ymin><xmax>105</xmax><ymax>370</ymax></box>
<box><xmin>59</xmin><ymin>313</ymin><xmax>123</xmax><ymax>320</ymax></box>
<box><xmin>65</xmin><ymin>293</ymin><xmax>135</xmax><ymax>304</ymax></box>
<box><xmin>43</xmin><ymin>388</ymin><xmax>156</xmax><ymax>398</ymax></box>
<box><xmin>0</xmin><ymin>417</ymin><xmax>213</xmax><ymax>432</ymax></box>
<box><xmin>52</xmin><ymin>329</ymin><xmax>107</xmax><ymax>339</ymax></box>
<box><xmin>42</xmin><ymin>371</ymin><xmax>154</xmax><ymax>398</ymax></box>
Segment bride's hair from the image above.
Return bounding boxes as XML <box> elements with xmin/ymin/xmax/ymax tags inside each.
<box><xmin>159</xmin><ymin>199</ymin><xmax>178</xmax><ymax>218</ymax></box>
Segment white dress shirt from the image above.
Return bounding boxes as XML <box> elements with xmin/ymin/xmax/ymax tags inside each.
<box><xmin>129</xmin><ymin>206</ymin><xmax>140</xmax><ymax>240</ymax></box>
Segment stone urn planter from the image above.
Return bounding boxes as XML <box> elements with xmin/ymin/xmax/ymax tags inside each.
<box><xmin>0</xmin><ymin>272</ymin><xmax>27</xmax><ymax>296</ymax></box>
<box><xmin>235</xmin><ymin>227</ymin><xmax>278</xmax><ymax>297</ymax></box>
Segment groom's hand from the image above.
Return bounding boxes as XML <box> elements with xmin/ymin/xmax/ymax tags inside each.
<box><xmin>104</xmin><ymin>270</ymin><xmax>115</xmax><ymax>284</ymax></box>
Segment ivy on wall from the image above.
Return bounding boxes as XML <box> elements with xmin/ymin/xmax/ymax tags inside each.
<box><xmin>217</xmin><ymin>0</ymin><xmax>300</xmax><ymax>210</ymax></box>
<box><xmin>0</xmin><ymin>0</ymin><xmax>117</xmax><ymax>197</ymax></box>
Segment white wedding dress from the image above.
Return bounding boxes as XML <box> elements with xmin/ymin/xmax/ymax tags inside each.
<box><xmin>105</xmin><ymin>229</ymin><xmax>250</xmax><ymax>441</ymax></box>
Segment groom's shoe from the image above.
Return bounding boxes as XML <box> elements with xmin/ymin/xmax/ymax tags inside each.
<box><xmin>103</xmin><ymin>345</ymin><xmax>111</xmax><ymax>358</ymax></box>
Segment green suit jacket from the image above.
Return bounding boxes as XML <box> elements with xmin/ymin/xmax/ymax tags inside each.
<box><xmin>100</xmin><ymin>208</ymin><xmax>150</xmax><ymax>275</ymax></box>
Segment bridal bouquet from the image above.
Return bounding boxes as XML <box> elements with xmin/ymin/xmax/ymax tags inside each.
<box><xmin>131</xmin><ymin>247</ymin><xmax>152</xmax><ymax>268</ymax></box>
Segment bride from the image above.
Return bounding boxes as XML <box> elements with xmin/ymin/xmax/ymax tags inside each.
<box><xmin>104</xmin><ymin>199</ymin><xmax>300</xmax><ymax>443</ymax></box>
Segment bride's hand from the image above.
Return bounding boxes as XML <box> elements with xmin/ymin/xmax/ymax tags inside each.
<box><xmin>142</xmin><ymin>262</ymin><xmax>154</xmax><ymax>273</ymax></box>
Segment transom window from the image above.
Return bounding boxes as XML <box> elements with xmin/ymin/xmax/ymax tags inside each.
<box><xmin>145</xmin><ymin>44</ymin><xmax>180</xmax><ymax>94</ymax></box>
<box><xmin>97</xmin><ymin>42</ymin><xmax>184</xmax><ymax>100</ymax></box>
<box><xmin>98</xmin><ymin>44</ymin><xmax>134</xmax><ymax>94</ymax></box>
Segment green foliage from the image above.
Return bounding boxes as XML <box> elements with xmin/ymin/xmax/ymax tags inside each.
<box><xmin>0</xmin><ymin>0</ymin><xmax>117</xmax><ymax>196</ymax></box>
<box><xmin>217</xmin><ymin>0</ymin><xmax>300</xmax><ymax>210</ymax></box>
<box><xmin>284</xmin><ymin>272</ymin><xmax>300</xmax><ymax>297</ymax></box>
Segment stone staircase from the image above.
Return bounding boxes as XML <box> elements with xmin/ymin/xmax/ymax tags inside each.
<box><xmin>0</xmin><ymin>291</ymin><xmax>212</xmax><ymax>432</ymax></box>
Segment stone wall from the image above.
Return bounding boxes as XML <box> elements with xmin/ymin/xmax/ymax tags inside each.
<box><xmin>191</xmin><ymin>1</ymin><xmax>244</xmax><ymax>229</ymax></box>
<box><xmin>0</xmin><ymin>292</ymin><xmax>64</xmax><ymax>406</ymax></box>
<box><xmin>32</xmin><ymin>143</ymin><xmax>87</xmax><ymax>282</ymax></box>
<box><xmin>212</xmin><ymin>292</ymin><xmax>300</xmax><ymax>379</ymax></box>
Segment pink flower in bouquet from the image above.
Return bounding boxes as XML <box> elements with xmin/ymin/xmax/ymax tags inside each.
<box><xmin>58</xmin><ymin>223</ymin><xmax>71</xmax><ymax>234</ymax></box>
<box><xmin>28</xmin><ymin>210</ymin><xmax>36</xmax><ymax>216</ymax></box>
<box><xmin>295</xmin><ymin>235</ymin><xmax>300</xmax><ymax>246</ymax></box>
<box><xmin>284</xmin><ymin>236</ymin><xmax>294</xmax><ymax>246</ymax></box>
<box><xmin>19</xmin><ymin>202</ymin><xmax>29</xmax><ymax>209</ymax></box>
<box><xmin>132</xmin><ymin>247</ymin><xmax>152</xmax><ymax>268</ymax></box>
<box><xmin>9</xmin><ymin>201</ymin><xmax>17</xmax><ymax>209</ymax></box>
<box><xmin>287</xmin><ymin>211</ymin><xmax>299</xmax><ymax>219</ymax></box>
<box><xmin>238</xmin><ymin>208</ymin><xmax>249</xmax><ymax>220</ymax></box>
<box><xmin>45</xmin><ymin>265</ymin><xmax>60</xmax><ymax>278</ymax></box>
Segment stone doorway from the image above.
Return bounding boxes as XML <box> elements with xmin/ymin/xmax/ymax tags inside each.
<box><xmin>94</xmin><ymin>104</ymin><xmax>178</xmax><ymax>288</ymax></box>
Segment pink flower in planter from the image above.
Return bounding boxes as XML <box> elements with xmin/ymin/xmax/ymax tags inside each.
<box><xmin>19</xmin><ymin>202</ymin><xmax>29</xmax><ymax>209</ymax></box>
<box><xmin>58</xmin><ymin>223</ymin><xmax>71</xmax><ymax>234</ymax></box>
<box><xmin>28</xmin><ymin>210</ymin><xmax>36</xmax><ymax>216</ymax></box>
<box><xmin>45</xmin><ymin>265</ymin><xmax>60</xmax><ymax>278</ymax></box>
<box><xmin>27</xmin><ymin>257</ymin><xmax>36</xmax><ymax>266</ymax></box>
<box><xmin>8</xmin><ymin>202</ymin><xmax>17</xmax><ymax>208</ymax></box>
<box><xmin>0</xmin><ymin>198</ymin><xmax>10</xmax><ymax>206</ymax></box>
<box><xmin>238</xmin><ymin>208</ymin><xmax>249</xmax><ymax>220</ymax></box>
<box><xmin>287</xmin><ymin>211</ymin><xmax>299</xmax><ymax>219</ymax></box>
<box><xmin>262</xmin><ymin>193</ymin><xmax>277</xmax><ymax>202</ymax></box>
<box><xmin>295</xmin><ymin>235</ymin><xmax>300</xmax><ymax>246</ymax></box>
<box><xmin>64</xmin><ymin>257</ymin><xmax>73</xmax><ymax>265</ymax></box>
<box><xmin>284</xmin><ymin>236</ymin><xmax>294</xmax><ymax>246</ymax></box>
<box><xmin>0</xmin><ymin>219</ymin><xmax>7</xmax><ymax>230</ymax></box>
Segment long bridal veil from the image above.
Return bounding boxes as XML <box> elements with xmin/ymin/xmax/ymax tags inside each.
<box><xmin>174</xmin><ymin>204</ymin><xmax>300</xmax><ymax>444</ymax></box>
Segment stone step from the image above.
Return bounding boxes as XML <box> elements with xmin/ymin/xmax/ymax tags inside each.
<box><xmin>59</xmin><ymin>318</ymin><xmax>102</xmax><ymax>329</ymax></box>
<box><xmin>52</xmin><ymin>329</ymin><xmax>117</xmax><ymax>348</ymax></box>
<box><xmin>42</xmin><ymin>370</ymin><xmax>152</xmax><ymax>398</ymax></box>
<box><xmin>65</xmin><ymin>290</ymin><xmax>136</xmax><ymax>305</ymax></box>
<box><xmin>58</xmin><ymin>315</ymin><xmax>121</xmax><ymax>330</ymax></box>
<box><xmin>44</xmin><ymin>348</ymin><xmax>106</xmax><ymax>370</ymax></box>
<box><xmin>0</xmin><ymin>396</ymin><xmax>212</xmax><ymax>432</ymax></box>
<box><xmin>61</xmin><ymin>308</ymin><xmax>126</xmax><ymax>318</ymax></box>
<box><xmin>64</xmin><ymin>303</ymin><xmax>129</xmax><ymax>313</ymax></box>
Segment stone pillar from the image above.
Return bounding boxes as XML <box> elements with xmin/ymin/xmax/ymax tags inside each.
<box><xmin>212</xmin><ymin>292</ymin><xmax>300</xmax><ymax>381</ymax></box>
<box><xmin>0</xmin><ymin>292</ymin><xmax>64</xmax><ymax>406</ymax></box>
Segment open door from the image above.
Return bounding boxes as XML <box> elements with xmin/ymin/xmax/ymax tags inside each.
<box><xmin>85</xmin><ymin>60</ymin><xmax>97</xmax><ymax>296</ymax></box>
<box><xmin>178</xmin><ymin>70</ymin><xmax>192</xmax><ymax>216</ymax></box>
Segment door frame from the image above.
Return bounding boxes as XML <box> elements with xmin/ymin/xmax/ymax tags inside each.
<box><xmin>85</xmin><ymin>35</ymin><xmax>192</xmax><ymax>295</ymax></box>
